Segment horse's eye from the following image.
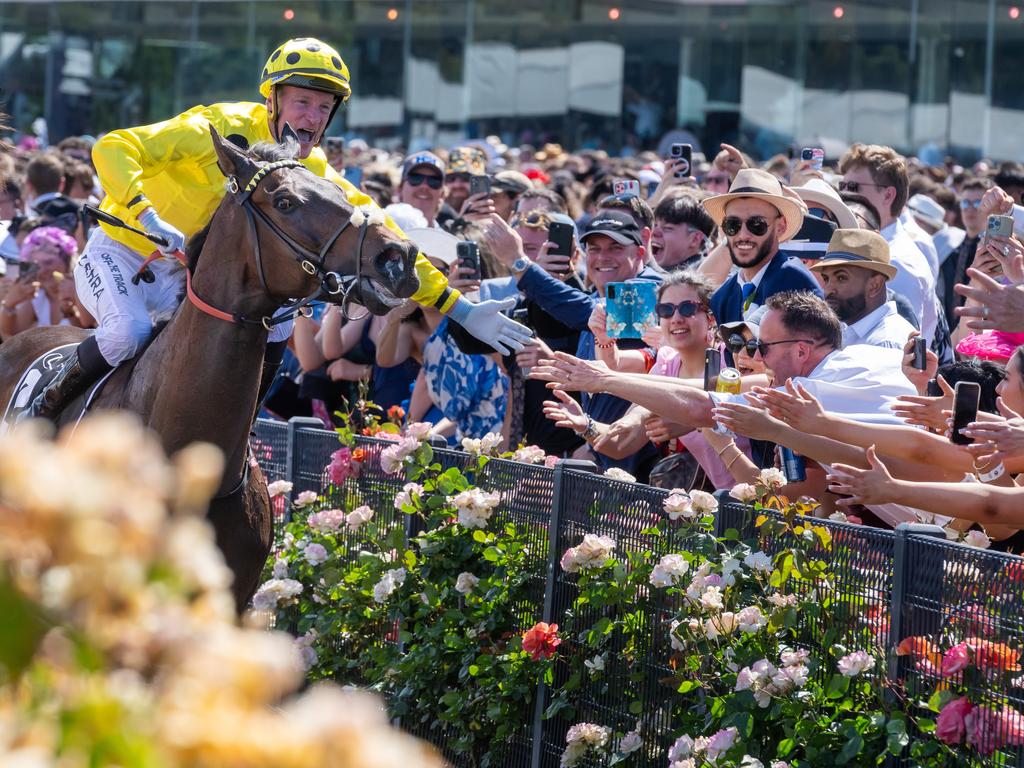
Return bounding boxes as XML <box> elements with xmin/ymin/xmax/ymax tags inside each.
<box><xmin>274</xmin><ymin>197</ymin><xmax>294</xmax><ymax>212</ymax></box>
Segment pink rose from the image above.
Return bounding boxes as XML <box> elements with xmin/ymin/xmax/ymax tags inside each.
<box><xmin>936</xmin><ymin>697</ymin><xmax>972</xmax><ymax>744</ymax></box>
<box><xmin>942</xmin><ymin>642</ymin><xmax>971</xmax><ymax>676</ymax></box>
<box><xmin>966</xmin><ymin>706</ymin><xmax>1006</xmax><ymax>755</ymax></box>
<box><xmin>327</xmin><ymin>447</ymin><xmax>353</xmax><ymax>485</ymax></box>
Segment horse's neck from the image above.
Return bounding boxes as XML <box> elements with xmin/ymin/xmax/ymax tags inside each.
<box><xmin>127</xmin><ymin>221</ymin><xmax>277</xmax><ymax>493</ymax></box>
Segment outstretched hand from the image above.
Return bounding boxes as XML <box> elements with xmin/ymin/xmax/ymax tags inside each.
<box><xmin>711</xmin><ymin>400</ymin><xmax>781</xmax><ymax>441</ymax></box>
<box><xmin>746</xmin><ymin>380</ymin><xmax>826</xmax><ymax>432</ymax></box>
<box><xmin>890</xmin><ymin>374</ymin><xmax>954</xmax><ymax>432</ymax></box>
<box><xmin>963</xmin><ymin>397</ymin><xmax>1024</xmax><ymax>464</ymax></box>
<box><xmin>529</xmin><ymin>351</ymin><xmax>611</xmax><ymax>393</ymax></box>
<box><xmin>954</xmin><ymin>267</ymin><xmax>1024</xmax><ymax>332</ymax></box>
<box><xmin>542</xmin><ymin>389</ymin><xmax>588</xmax><ymax>433</ymax></box>
<box><xmin>826</xmin><ymin>445</ymin><xmax>898</xmax><ymax>507</ymax></box>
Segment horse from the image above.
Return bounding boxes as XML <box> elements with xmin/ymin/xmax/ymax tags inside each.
<box><xmin>0</xmin><ymin>126</ymin><xmax>420</xmax><ymax>612</ymax></box>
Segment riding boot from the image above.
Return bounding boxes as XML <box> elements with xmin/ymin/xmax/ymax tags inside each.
<box><xmin>255</xmin><ymin>339</ymin><xmax>289</xmax><ymax>414</ymax></box>
<box><xmin>29</xmin><ymin>335</ymin><xmax>113</xmax><ymax>421</ymax></box>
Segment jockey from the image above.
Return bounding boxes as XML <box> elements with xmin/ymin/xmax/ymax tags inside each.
<box><xmin>30</xmin><ymin>37</ymin><xmax>530</xmax><ymax>419</ymax></box>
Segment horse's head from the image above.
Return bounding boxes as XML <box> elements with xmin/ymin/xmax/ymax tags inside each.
<box><xmin>209</xmin><ymin>126</ymin><xmax>419</xmax><ymax>315</ymax></box>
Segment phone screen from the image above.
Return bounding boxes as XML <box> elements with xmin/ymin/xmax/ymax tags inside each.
<box><xmin>670</xmin><ymin>143</ymin><xmax>692</xmax><ymax>178</ymax></box>
<box><xmin>950</xmin><ymin>381</ymin><xmax>981</xmax><ymax>445</ymax></box>
<box><xmin>605</xmin><ymin>281</ymin><xmax>657</xmax><ymax>339</ymax></box>
<box><xmin>547</xmin><ymin>222</ymin><xmax>574</xmax><ymax>260</ymax></box>
<box><xmin>703</xmin><ymin>348</ymin><xmax>722</xmax><ymax>392</ymax></box>
<box><xmin>469</xmin><ymin>175</ymin><xmax>491</xmax><ymax>198</ymax></box>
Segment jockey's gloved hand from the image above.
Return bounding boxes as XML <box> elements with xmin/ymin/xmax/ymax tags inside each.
<box><xmin>138</xmin><ymin>208</ymin><xmax>186</xmax><ymax>256</ymax></box>
<box><xmin>448</xmin><ymin>296</ymin><xmax>533</xmax><ymax>356</ymax></box>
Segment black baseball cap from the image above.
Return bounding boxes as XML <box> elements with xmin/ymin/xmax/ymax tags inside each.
<box><xmin>579</xmin><ymin>210</ymin><xmax>643</xmax><ymax>247</ymax></box>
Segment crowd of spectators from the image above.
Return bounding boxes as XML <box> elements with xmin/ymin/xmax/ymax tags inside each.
<box><xmin>4</xmin><ymin>127</ymin><xmax>1024</xmax><ymax>547</ymax></box>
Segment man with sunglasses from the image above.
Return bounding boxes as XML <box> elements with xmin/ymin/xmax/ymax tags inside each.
<box><xmin>839</xmin><ymin>144</ymin><xmax>939</xmax><ymax>344</ymax></box>
<box><xmin>939</xmin><ymin>177</ymin><xmax>991</xmax><ymax>326</ymax></box>
<box><xmin>397</xmin><ymin>151</ymin><xmax>447</xmax><ymax>228</ymax></box>
<box><xmin>702</xmin><ymin>168</ymin><xmax>822</xmax><ymax>346</ymax></box>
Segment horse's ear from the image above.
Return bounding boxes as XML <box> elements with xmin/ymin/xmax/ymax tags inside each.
<box><xmin>210</xmin><ymin>124</ymin><xmax>253</xmax><ymax>180</ymax></box>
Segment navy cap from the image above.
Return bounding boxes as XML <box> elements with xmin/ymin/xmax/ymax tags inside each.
<box><xmin>580</xmin><ymin>210</ymin><xmax>643</xmax><ymax>247</ymax></box>
<box><xmin>401</xmin><ymin>151</ymin><xmax>446</xmax><ymax>180</ymax></box>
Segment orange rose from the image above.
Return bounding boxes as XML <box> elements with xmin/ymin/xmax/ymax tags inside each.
<box><xmin>967</xmin><ymin>638</ymin><xmax>1021</xmax><ymax>673</ymax></box>
<box><xmin>522</xmin><ymin>622</ymin><xmax>561</xmax><ymax>661</ymax></box>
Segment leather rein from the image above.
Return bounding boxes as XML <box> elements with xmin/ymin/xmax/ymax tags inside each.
<box><xmin>136</xmin><ymin>158</ymin><xmax>370</xmax><ymax>330</ymax></box>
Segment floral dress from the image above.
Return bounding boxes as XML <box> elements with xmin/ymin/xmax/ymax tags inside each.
<box><xmin>422</xmin><ymin>317</ymin><xmax>508</xmax><ymax>440</ymax></box>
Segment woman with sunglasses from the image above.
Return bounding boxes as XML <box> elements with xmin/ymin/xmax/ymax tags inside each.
<box><xmin>545</xmin><ymin>270</ymin><xmax>754</xmax><ymax>489</ymax></box>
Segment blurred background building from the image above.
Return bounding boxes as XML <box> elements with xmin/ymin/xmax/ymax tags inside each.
<box><xmin>2</xmin><ymin>0</ymin><xmax>1023</xmax><ymax>161</ymax></box>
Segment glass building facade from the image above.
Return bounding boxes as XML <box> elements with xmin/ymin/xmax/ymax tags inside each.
<box><xmin>2</xmin><ymin>0</ymin><xmax>1023</xmax><ymax>161</ymax></box>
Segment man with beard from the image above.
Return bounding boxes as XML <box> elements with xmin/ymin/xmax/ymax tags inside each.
<box><xmin>702</xmin><ymin>169</ymin><xmax>821</xmax><ymax>338</ymax></box>
<box><xmin>810</xmin><ymin>229</ymin><xmax>915</xmax><ymax>349</ymax></box>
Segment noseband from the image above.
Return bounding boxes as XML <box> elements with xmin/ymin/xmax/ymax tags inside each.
<box><xmin>167</xmin><ymin>159</ymin><xmax>372</xmax><ymax>330</ymax></box>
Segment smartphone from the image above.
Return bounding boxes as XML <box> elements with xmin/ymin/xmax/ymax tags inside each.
<box><xmin>926</xmin><ymin>378</ymin><xmax>942</xmax><ymax>397</ymax></box>
<box><xmin>612</xmin><ymin>179</ymin><xmax>641</xmax><ymax>197</ymax></box>
<box><xmin>703</xmin><ymin>348</ymin><xmax>722</xmax><ymax>392</ymax></box>
<box><xmin>547</xmin><ymin>221</ymin><xmax>575</xmax><ymax>266</ymax></box>
<box><xmin>912</xmin><ymin>337</ymin><xmax>928</xmax><ymax>370</ymax></box>
<box><xmin>469</xmin><ymin>175</ymin><xmax>491</xmax><ymax>198</ymax></box>
<box><xmin>456</xmin><ymin>241</ymin><xmax>481</xmax><ymax>282</ymax></box>
<box><xmin>800</xmin><ymin>147</ymin><xmax>824</xmax><ymax>171</ymax></box>
<box><xmin>987</xmin><ymin>214</ymin><xmax>1014</xmax><ymax>240</ymax></box>
<box><xmin>324</xmin><ymin>136</ymin><xmax>344</xmax><ymax>154</ymax></box>
<box><xmin>16</xmin><ymin>261</ymin><xmax>39</xmax><ymax>283</ymax></box>
<box><xmin>950</xmin><ymin>381</ymin><xmax>981</xmax><ymax>445</ymax></box>
<box><xmin>605</xmin><ymin>281</ymin><xmax>658</xmax><ymax>339</ymax></box>
<box><xmin>670</xmin><ymin>143</ymin><xmax>692</xmax><ymax>178</ymax></box>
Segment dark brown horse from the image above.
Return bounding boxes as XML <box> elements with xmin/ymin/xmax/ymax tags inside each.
<box><xmin>0</xmin><ymin>127</ymin><xmax>420</xmax><ymax>611</ymax></box>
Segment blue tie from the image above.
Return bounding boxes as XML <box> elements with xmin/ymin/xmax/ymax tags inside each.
<box><xmin>741</xmin><ymin>282</ymin><xmax>756</xmax><ymax>310</ymax></box>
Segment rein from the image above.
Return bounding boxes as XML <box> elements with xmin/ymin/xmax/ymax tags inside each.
<box><xmin>134</xmin><ymin>158</ymin><xmax>370</xmax><ymax>330</ymax></box>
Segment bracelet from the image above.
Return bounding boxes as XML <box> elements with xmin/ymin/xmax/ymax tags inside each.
<box><xmin>976</xmin><ymin>462</ymin><xmax>1006</xmax><ymax>483</ymax></box>
<box><xmin>594</xmin><ymin>339</ymin><xmax>616</xmax><ymax>349</ymax></box>
<box><xmin>0</xmin><ymin>302</ymin><xmax>16</xmax><ymax>315</ymax></box>
<box><xmin>724</xmin><ymin>451</ymin><xmax>744</xmax><ymax>470</ymax></box>
<box><xmin>715</xmin><ymin>440</ymin><xmax>737</xmax><ymax>457</ymax></box>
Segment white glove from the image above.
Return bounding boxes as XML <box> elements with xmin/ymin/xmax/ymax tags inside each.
<box><xmin>138</xmin><ymin>208</ymin><xmax>186</xmax><ymax>256</ymax></box>
<box><xmin>448</xmin><ymin>296</ymin><xmax>533</xmax><ymax>356</ymax></box>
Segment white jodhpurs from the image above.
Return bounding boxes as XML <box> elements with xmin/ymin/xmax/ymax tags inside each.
<box><xmin>75</xmin><ymin>229</ymin><xmax>293</xmax><ymax>367</ymax></box>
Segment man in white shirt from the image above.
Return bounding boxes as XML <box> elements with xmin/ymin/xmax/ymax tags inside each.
<box><xmin>531</xmin><ymin>290</ymin><xmax>915</xmax><ymax>428</ymax></box>
<box><xmin>810</xmin><ymin>229</ymin><xmax>915</xmax><ymax>350</ymax></box>
<box><xmin>838</xmin><ymin>144</ymin><xmax>939</xmax><ymax>342</ymax></box>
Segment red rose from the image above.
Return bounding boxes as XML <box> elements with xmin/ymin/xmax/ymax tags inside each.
<box><xmin>522</xmin><ymin>622</ymin><xmax>561</xmax><ymax>660</ymax></box>
<box><xmin>936</xmin><ymin>697</ymin><xmax>972</xmax><ymax>744</ymax></box>
<box><xmin>388</xmin><ymin>405</ymin><xmax>406</xmax><ymax>422</ymax></box>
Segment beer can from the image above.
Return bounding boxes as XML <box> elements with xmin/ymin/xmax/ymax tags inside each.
<box><xmin>780</xmin><ymin>446</ymin><xmax>806</xmax><ymax>483</ymax></box>
<box><xmin>715</xmin><ymin>367</ymin><xmax>742</xmax><ymax>395</ymax></box>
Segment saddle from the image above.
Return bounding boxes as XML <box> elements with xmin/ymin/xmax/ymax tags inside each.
<box><xmin>1</xmin><ymin>343</ymin><xmax>114</xmax><ymax>432</ymax></box>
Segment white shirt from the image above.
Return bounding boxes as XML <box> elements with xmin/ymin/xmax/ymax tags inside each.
<box><xmin>881</xmin><ymin>221</ymin><xmax>938</xmax><ymax>341</ymax></box>
<box><xmin>899</xmin><ymin>209</ymin><xmax>939</xmax><ymax>278</ymax></box>
<box><xmin>841</xmin><ymin>301</ymin><xmax>916</xmax><ymax>350</ymax></box>
<box><xmin>736</xmin><ymin>259</ymin><xmax>772</xmax><ymax>319</ymax></box>
<box><xmin>713</xmin><ymin>344</ymin><xmax>915</xmax><ymax>424</ymax></box>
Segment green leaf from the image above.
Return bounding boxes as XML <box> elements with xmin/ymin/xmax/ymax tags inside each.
<box><xmin>472</xmin><ymin>530</ymin><xmax>489</xmax><ymax>543</ymax></box>
<box><xmin>483</xmin><ymin>547</ymin><xmax>501</xmax><ymax>562</ymax></box>
<box><xmin>468</xmin><ymin>664</ymin><xmax>480</xmax><ymax>676</ymax></box>
<box><xmin>887</xmin><ymin>732</ymin><xmax>910</xmax><ymax>755</ymax></box>
<box><xmin>826</xmin><ymin>673</ymin><xmax>850</xmax><ymax>699</ymax></box>
<box><xmin>677</xmin><ymin>680</ymin><xmax>700</xmax><ymax>694</ymax></box>
<box><xmin>837</xmin><ymin>733</ymin><xmax>863</xmax><ymax>764</ymax></box>
<box><xmin>628</xmin><ymin>700</ymin><xmax>643</xmax><ymax>714</ymax></box>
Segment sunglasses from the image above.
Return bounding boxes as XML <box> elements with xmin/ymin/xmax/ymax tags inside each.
<box><xmin>511</xmin><ymin>211</ymin><xmax>552</xmax><ymax>229</ymax></box>
<box><xmin>736</xmin><ymin>337</ymin><xmax>820</xmax><ymax>356</ymax></box>
<box><xmin>959</xmin><ymin>199</ymin><xmax>982</xmax><ymax>209</ymax></box>
<box><xmin>446</xmin><ymin>172</ymin><xmax>472</xmax><ymax>184</ymax></box>
<box><xmin>406</xmin><ymin>172</ymin><xmax>443</xmax><ymax>190</ymax></box>
<box><xmin>655</xmin><ymin>300</ymin><xmax>705</xmax><ymax>319</ymax></box>
<box><xmin>703</xmin><ymin>175</ymin><xmax>730</xmax><ymax>185</ymax></box>
<box><xmin>721</xmin><ymin>215</ymin><xmax>776</xmax><ymax>237</ymax></box>
<box><xmin>837</xmin><ymin>180</ymin><xmax>889</xmax><ymax>193</ymax></box>
<box><xmin>806</xmin><ymin>206</ymin><xmax>838</xmax><ymax>225</ymax></box>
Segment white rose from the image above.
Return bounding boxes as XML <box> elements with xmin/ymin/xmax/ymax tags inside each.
<box><xmin>731</xmin><ymin>483</ymin><xmax>758</xmax><ymax>503</ymax></box>
<box><xmin>758</xmin><ymin>467</ymin><xmax>786</xmax><ymax>490</ymax></box>
<box><xmin>302</xmin><ymin>542</ymin><xmax>328</xmax><ymax>566</ymax></box>
<box><xmin>964</xmin><ymin>530</ymin><xmax>992</xmax><ymax>549</ymax></box>
<box><xmin>573</xmin><ymin>533</ymin><xmax>616</xmax><ymax>569</ymax></box>
<box><xmin>828</xmin><ymin>511</ymin><xmax>849</xmax><ymax>523</ymax></box>
<box><xmin>837</xmin><ymin>650</ymin><xmax>875</xmax><ymax>677</ymax></box>
<box><xmin>699</xmin><ymin>586</ymin><xmax>724</xmax><ymax>612</ymax></box>
<box><xmin>603</xmin><ymin>467</ymin><xmax>636</xmax><ymax>483</ymax></box>
<box><xmin>294</xmin><ymin>490</ymin><xmax>318</xmax><ymax>508</ymax></box>
<box><xmin>689</xmin><ymin>490</ymin><xmax>718</xmax><ymax>515</ymax></box>
<box><xmin>266</xmin><ymin>479</ymin><xmax>293</xmax><ymax>498</ymax></box>
<box><xmin>663</xmin><ymin>492</ymin><xmax>694</xmax><ymax>521</ymax></box>
<box><xmin>455</xmin><ymin>571</ymin><xmax>479</xmax><ymax>595</ymax></box>
<box><xmin>668</xmin><ymin>734</ymin><xmax>694</xmax><ymax>761</ymax></box>
<box><xmin>740</xmin><ymin>756</ymin><xmax>765</xmax><ymax>768</ymax></box>
<box><xmin>743</xmin><ymin>551</ymin><xmax>773</xmax><ymax>572</ymax></box>
<box><xmin>618</xmin><ymin>730</ymin><xmax>642</xmax><ymax>754</ymax></box>
<box><xmin>584</xmin><ymin>654</ymin><xmax>606</xmax><ymax>672</ymax></box>
<box><xmin>345</xmin><ymin>505</ymin><xmax>374</xmax><ymax>532</ymax></box>
<box><xmin>649</xmin><ymin>554</ymin><xmax>690</xmax><ymax>588</ymax></box>
<box><xmin>736</xmin><ymin>605</ymin><xmax>767</xmax><ymax>633</ymax></box>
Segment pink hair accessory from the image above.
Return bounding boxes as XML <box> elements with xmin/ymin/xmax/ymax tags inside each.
<box><xmin>955</xmin><ymin>331</ymin><xmax>1024</xmax><ymax>363</ymax></box>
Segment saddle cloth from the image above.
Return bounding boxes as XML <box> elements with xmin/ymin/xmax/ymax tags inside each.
<box><xmin>1</xmin><ymin>343</ymin><xmax>113</xmax><ymax>432</ymax></box>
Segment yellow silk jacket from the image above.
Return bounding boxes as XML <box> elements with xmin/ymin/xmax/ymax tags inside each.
<box><xmin>92</xmin><ymin>101</ymin><xmax>458</xmax><ymax>312</ymax></box>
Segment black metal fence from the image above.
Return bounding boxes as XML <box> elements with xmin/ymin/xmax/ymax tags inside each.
<box><xmin>253</xmin><ymin>418</ymin><xmax>1024</xmax><ymax>768</ymax></box>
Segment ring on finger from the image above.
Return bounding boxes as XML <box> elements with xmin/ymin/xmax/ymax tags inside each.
<box><xmin>983</xmin><ymin>307</ymin><xmax>990</xmax><ymax>318</ymax></box>
<box><xmin>1004</xmin><ymin>245</ymin><xmax>1010</xmax><ymax>256</ymax></box>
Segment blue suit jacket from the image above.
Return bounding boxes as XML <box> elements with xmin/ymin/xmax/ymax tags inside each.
<box><xmin>710</xmin><ymin>252</ymin><xmax>823</xmax><ymax>327</ymax></box>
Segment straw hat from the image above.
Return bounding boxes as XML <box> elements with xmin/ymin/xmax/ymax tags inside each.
<box><xmin>702</xmin><ymin>168</ymin><xmax>805</xmax><ymax>243</ymax></box>
<box><xmin>791</xmin><ymin>178</ymin><xmax>859</xmax><ymax>230</ymax></box>
<box><xmin>809</xmin><ymin>228</ymin><xmax>897</xmax><ymax>280</ymax></box>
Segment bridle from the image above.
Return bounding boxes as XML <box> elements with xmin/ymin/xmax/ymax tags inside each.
<box><xmin>138</xmin><ymin>158</ymin><xmax>371</xmax><ymax>330</ymax></box>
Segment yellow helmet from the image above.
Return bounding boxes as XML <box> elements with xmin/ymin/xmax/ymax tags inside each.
<box><xmin>259</xmin><ymin>38</ymin><xmax>351</xmax><ymax>103</ymax></box>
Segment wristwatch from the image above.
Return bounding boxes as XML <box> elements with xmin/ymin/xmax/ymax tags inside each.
<box><xmin>581</xmin><ymin>417</ymin><xmax>599</xmax><ymax>442</ymax></box>
<box><xmin>510</xmin><ymin>256</ymin><xmax>531</xmax><ymax>276</ymax></box>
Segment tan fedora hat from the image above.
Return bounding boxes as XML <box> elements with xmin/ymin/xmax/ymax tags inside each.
<box><xmin>809</xmin><ymin>228</ymin><xmax>897</xmax><ymax>280</ymax></box>
<box><xmin>791</xmin><ymin>178</ymin><xmax>859</xmax><ymax>230</ymax></box>
<box><xmin>702</xmin><ymin>168</ymin><xmax>805</xmax><ymax>242</ymax></box>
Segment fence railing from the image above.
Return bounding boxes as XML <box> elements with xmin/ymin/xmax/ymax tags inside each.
<box><xmin>252</xmin><ymin>417</ymin><xmax>1024</xmax><ymax>768</ymax></box>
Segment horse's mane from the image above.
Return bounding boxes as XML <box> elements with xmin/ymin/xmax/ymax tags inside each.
<box><xmin>186</xmin><ymin>136</ymin><xmax>301</xmax><ymax>274</ymax></box>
